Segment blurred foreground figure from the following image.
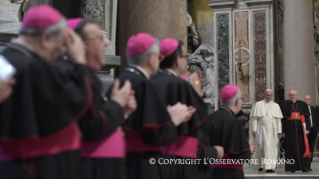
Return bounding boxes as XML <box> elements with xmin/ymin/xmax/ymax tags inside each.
<box><xmin>57</xmin><ymin>18</ymin><xmax>136</xmax><ymax>179</ymax></box>
<box><xmin>150</xmin><ymin>38</ymin><xmax>224</xmax><ymax>179</ymax></box>
<box><xmin>203</xmin><ymin>85</ymin><xmax>252</xmax><ymax>179</ymax></box>
<box><xmin>106</xmin><ymin>33</ymin><xmax>195</xmax><ymax>179</ymax></box>
<box><xmin>0</xmin><ymin>5</ymin><xmax>128</xmax><ymax>179</ymax></box>
<box><xmin>251</xmin><ymin>89</ymin><xmax>283</xmax><ymax>173</ymax></box>
<box><xmin>0</xmin><ymin>79</ymin><xmax>15</xmax><ymax>103</ymax></box>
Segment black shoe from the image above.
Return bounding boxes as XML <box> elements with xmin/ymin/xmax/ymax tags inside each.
<box><xmin>266</xmin><ymin>170</ymin><xmax>275</xmax><ymax>173</ymax></box>
<box><xmin>258</xmin><ymin>168</ymin><xmax>263</xmax><ymax>172</ymax></box>
<box><xmin>302</xmin><ymin>169</ymin><xmax>309</xmax><ymax>172</ymax></box>
<box><xmin>309</xmin><ymin>168</ymin><xmax>313</xmax><ymax>171</ymax></box>
<box><xmin>291</xmin><ymin>171</ymin><xmax>295</xmax><ymax>172</ymax></box>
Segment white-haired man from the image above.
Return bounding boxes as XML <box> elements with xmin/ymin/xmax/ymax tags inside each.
<box><xmin>251</xmin><ymin>89</ymin><xmax>283</xmax><ymax>173</ymax></box>
<box><xmin>0</xmin><ymin>5</ymin><xmax>132</xmax><ymax>179</ymax></box>
<box><xmin>304</xmin><ymin>95</ymin><xmax>319</xmax><ymax>171</ymax></box>
<box><xmin>203</xmin><ymin>85</ymin><xmax>253</xmax><ymax>179</ymax></box>
<box><xmin>280</xmin><ymin>89</ymin><xmax>311</xmax><ymax>172</ymax></box>
<box><xmin>106</xmin><ymin>33</ymin><xmax>196</xmax><ymax>179</ymax></box>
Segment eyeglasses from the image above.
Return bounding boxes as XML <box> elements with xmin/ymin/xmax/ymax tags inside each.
<box><xmin>180</xmin><ymin>55</ymin><xmax>188</xmax><ymax>59</ymax></box>
<box><xmin>238</xmin><ymin>97</ymin><xmax>244</xmax><ymax>100</ymax></box>
<box><xmin>84</xmin><ymin>35</ymin><xmax>105</xmax><ymax>43</ymax></box>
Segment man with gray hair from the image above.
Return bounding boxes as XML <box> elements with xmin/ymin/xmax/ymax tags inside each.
<box><xmin>250</xmin><ymin>89</ymin><xmax>283</xmax><ymax>173</ymax></box>
<box><xmin>203</xmin><ymin>84</ymin><xmax>253</xmax><ymax>179</ymax></box>
<box><xmin>0</xmin><ymin>5</ymin><xmax>133</xmax><ymax>179</ymax></box>
<box><xmin>106</xmin><ymin>33</ymin><xmax>196</xmax><ymax>179</ymax></box>
<box><xmin>280</xmin><ymin>89</ymin><xmax>311</xmax><ymax>172</ymax></box>
<box><xmin>303</xmin><ymin>95</ymin><xmax>319</xmax><ymax>171</ymax></box>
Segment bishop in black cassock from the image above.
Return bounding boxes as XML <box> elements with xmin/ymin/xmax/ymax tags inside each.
<box><xmin>106</xmin><ymin>33</ymin><xmax>194</xmax><ymax>179</ymax></box>
<box><xmin>0</xmin><ymin>6</ymin><xmax>108</xmax><ymax>179</ymax></box>
<box><xmin>203</xmin><ymin>85</ymin><xmax>252</xmax><ymax>179</ymax></box>
<box><xmin>150</xmin><ymin>38</ymin><xmax>222</xmax><ymax>179</ymax></box>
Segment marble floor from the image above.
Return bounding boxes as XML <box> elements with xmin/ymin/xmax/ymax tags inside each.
<box><xmin>244</xmin><ymin>151</ymin><xmax>319</xmax><ymax>178</ymax></box>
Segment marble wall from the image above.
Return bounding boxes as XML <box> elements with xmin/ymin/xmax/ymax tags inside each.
<box><xmin>217</xmin><ymin>14</ymin><xmax>229</xmax><ymax>92</ymax></box>
<box><xmin>193</xmin><ymin>0</ymin><xmax>214</xmax><ymax>46</ymax></box>
<box><xmin>0</xmin><ymin>0</ymin><xmax>20</xmax><ymax>21</ymax></box>
<box><xmin>254</xmin><ymin>11</ymin><xmax>267</xmax><ymax>102</ymax></box>
<box><xmin>234</xmin><ymin>11</ymin><xmax>250</xmax><ymax>102</ymax></box>
<box><xmin>117</xmin><ymin>0</ymin><xmax>187</xmax><ymax>72</ymax></box>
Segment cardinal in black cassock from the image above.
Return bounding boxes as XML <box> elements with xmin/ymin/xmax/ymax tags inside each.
<box><xmin>150</xmin><ymin>38</ymin><xmax>221</xmax><ymax>179</ymax></box>
<box><xmin>280</xmin><ymin>89</ymin><xmax>311</xmax><ymax>172</ymax></box>
<box><xmin>0</xmin><ymin>6</ymin><xmax>106</xmax><ymax>179</ymax></box>
<box><xmin>106</xmin><ymin>33</ymin><xmax>194</xmax><ymax>179</ymax></box>
<box><xmin>203</xmin><ymin>85</ymin><xmax>251</xmax><ymax>179</ymax></box>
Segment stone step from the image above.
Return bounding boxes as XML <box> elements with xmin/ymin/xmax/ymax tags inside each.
<box><xmin>244</xmin><ymin>164</ymin><xmax>319</xmax><ymax>178</ymax></box>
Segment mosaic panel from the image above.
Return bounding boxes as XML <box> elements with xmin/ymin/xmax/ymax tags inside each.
<box><xmin>254</xmin><ymin>11</ymin><xmax>267</xmax><ymax>102</ymax></box>
<box><xmin>217</xmin><ymin>14</ymin><xmax>229</xmax><ymax>92</ymax></box>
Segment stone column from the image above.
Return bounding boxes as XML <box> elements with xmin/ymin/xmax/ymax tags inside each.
<box><xmin>118</xmin><ymin>0</ymin><xmax>187</xmax><ymax>72</ymax></box>
<box><xmin>283</xmin><ymin>0</ymin><xmax>316</xmax><ymax>104</ymax></box>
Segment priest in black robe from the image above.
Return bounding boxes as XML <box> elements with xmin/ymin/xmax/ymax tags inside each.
<box><xmin>0</xmin><ymin>6</ymin><xmax>111</xmax><ymax>179</ymax></box>
<box><xmin>56</xmin><ymin>18</ymin><xmax>137</xmax><ymax>179</ymax></box>
<box><xmin>203</xmin><ymin>85</ymin><xmax>252</xmax><ymax>179</ymax></box>
<box><xmin>105</xmin><ymin>33</ymin><xmax>195</xmax><ymax>179</ymax></box>
<box><xmin>280</xmin><ymin>89</ymin><xmax>311</xmax><ymax>172</ymax></box>
<box><xmin>150</xmin><ymin>38</ymin><xmax>224</xmax><ymax>179</ymax></box>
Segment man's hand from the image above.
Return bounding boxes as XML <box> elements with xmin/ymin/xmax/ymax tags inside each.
<box><xmin>252</xmin><ymin>131</ymin><xmax>257</xmax><ymax>138</ymax></box>
<box><xmin>214</xmin><ymin>146</ymin><xmax>224</xmax><ymax>159</ymax></box>
<box><xmin>167</xmin><ymin>102</ymin><xmax>195</xmax><ymax>126</ymax></box>
<box><xmin>306</xmin><ymin>130</ymin><xmax>309</xmax><ymax>134</ymax></box>
<box><xmin>111</xmin><ymin>79</ymin><xmax>131</xmax><ymax>108</ymax></box>
<box><xmin>278</xmin><ymin>133</ymin><xmax>282</xmax><ymax>139</ymax></box>
<box><xmin>0</xmin><ymin>78</ymin><xmax>15</xmax><ymax>103</ymax></box>
<box><xmin>123</xmin><ymin>90</ymin><xmax>137</xmax><ymax>115</ymax></box>
<box><xmin>65</xmin><ymin>29</ymin><xmax>86</xmax><ymax>65</ymax></box>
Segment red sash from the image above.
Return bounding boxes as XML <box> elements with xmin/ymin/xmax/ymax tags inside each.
<box><xmin>125</xmin><ymin>132</ymin><xmax>161</xmax><ymax>152</ymax></box>
<box><xmin>0</xmin><ymin>122</ymin><xmax>80</xmax><ymax>161</ymax></box>
<box><xmin>161</xmin><ymin>136</ymin><xmax>198</xmax><ymax>158</ymax></box>
<box><xmin>81</xmin><ymin>127</ymin><xmax>125</xmax><ymax>158</ymax></box>
<box><xmin>286</xmin><ymin>112</ymin><xmax>312</xmax><ymax>158</ymax></box>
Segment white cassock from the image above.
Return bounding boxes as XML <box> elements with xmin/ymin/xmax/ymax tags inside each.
<box><xmin>250</xmin><ymin>99</ymin><xmax>283</xmax><ymax>170</ymax></box>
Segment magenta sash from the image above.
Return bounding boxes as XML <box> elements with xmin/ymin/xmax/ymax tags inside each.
<box><xmin>0</xmin><ymin>122</ymin><xmax>80</xmax><ymax>161</ymax></box>
<box><xmin>161</xmin><ymin>136</ymin><xmax>198</xmax><ymax>158</ymax></box>
<box><xmin>125</xmin><ymin>132</ymin><xmax>161</xmax><ymax>152</ymax></box>
<box><xmin>81</xmin><ymin>127</ymin><xmax>125</xmax><ymax>158</ymax></box>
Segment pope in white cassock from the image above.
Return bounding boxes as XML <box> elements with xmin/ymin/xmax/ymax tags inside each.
<box><xmin>250</xmin><ymin>89</ymin><xmax>283</xmax><ymax>173</ymax></box>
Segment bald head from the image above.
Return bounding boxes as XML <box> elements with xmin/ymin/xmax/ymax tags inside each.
<box><xmin>288</xmin><ymin>89</ymin><xmax>298</xmax><ymax>103</ymax></box>
<box><xmin>304</xmin><ymin>95</ymin><xmax>311</xmax><ymax>106</ymax></box>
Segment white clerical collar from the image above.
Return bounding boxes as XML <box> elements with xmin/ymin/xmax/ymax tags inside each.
<box><xmin>129</xmin><ymin>64</ymin><xmax>150</xmax><ymax>79</ymax></box>
<box><xmin>165</xmin><ymin>68</ymin><xmax>178</xmax><ymax>77</ymax></box>
<box><xmin>264</xmin><ymin>99</ymin><xmax>270</xmax><ymax>103</ymax></box>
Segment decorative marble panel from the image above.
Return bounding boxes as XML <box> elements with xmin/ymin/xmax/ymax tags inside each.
<box><xmin>254</xmin><ymin>11</ymin><xmax>267</xmax><ymax>102</ymax></box>
<box><xmin>217</xmin><ymin>14</ymin><xmax>229</xmax><ymax>92</ymax></box>
<box><xmin>80</xmin><ymin>0</ymin><xmax>105</xmax><ymax>30</ymax></box>
<box><xmin>234</xmin><ymin>11</ymin><xmax>249</xmax><ymax>49</ymax></box>
<box><xmin>235</xmin><ymin>65</ymin><xmax>250</xmax><ymax>101</ymax></box>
